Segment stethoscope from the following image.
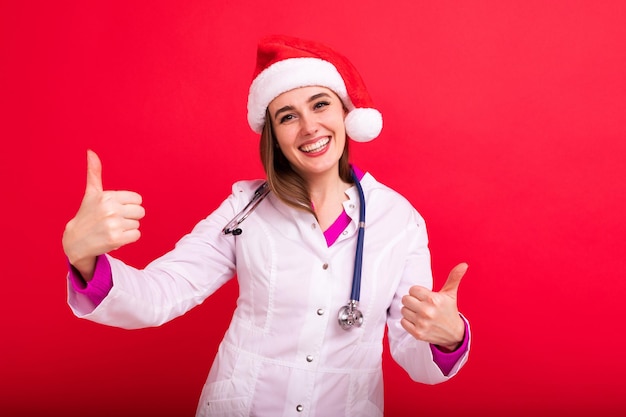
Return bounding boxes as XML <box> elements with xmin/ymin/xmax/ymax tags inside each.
<box><xmin>222</xmin><ymin>170</ymin><xmax>366</xmax><ymax>330</ymax></box>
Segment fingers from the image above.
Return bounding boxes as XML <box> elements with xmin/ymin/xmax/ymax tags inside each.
<box><xmin>64</xmin><ymin>150</ymin><xmax>146</xmax><ymax>271</ymax></box>
<box><xmin>93</xmin><ymin>216</ymin><xmax>142</xmax><ymax>251</ymax></box>
<box><xmin>101</xmin><ymin>192</ymin><xmax>145</xmax><ymax>226</ymax></box>
<box><xmin>117</xmin><ymin>228</ymin><xmax>142</xmax><ymax>247</ymax></box>
<box><xmin>401</xmin><ymin>286</ymin><xmax>464</xmax><ymax>346</ymax></box>
<box><xmin>400</xmin><ymin>317</ymin><xmax>418</xmax><ymax>338</ymax></box>
<box><xmin>400</xmin><ymin>303</ymin><xmax>437</xmax><ymax>342</ymax></box>
<box><xmin>406</xmin><ymin>285</ymin><xmax>431</xmax><ymax>302</ymax></box>
<box><xmin>402</xmin><ymin>289</ymin><xmax>435</xmax><ymax>320</ymax></box>
<box><xmin>114</xmin><ymin>190</ymin><xmax>143</xmax><ymax>206</ymax></box>
<box><xmin>401</xmin><ymin>263</ymin><xmax>468</xmax><ymax>345</ymax></box>
<box><xmin>120</xmin><ymin>218</ymin><xmax>141</xmax><ymax>232</ymax></box>
<box><xmin>86</xmin><ymin>149</ymin><xmax>103</xmax><ymax>194</ymax></box>
<box><xmin>97</xmin><ymin>192</ymin><xmax>145</xmax><ymax>248</ymax></box>
<box><xmin>120</xmin><ymin>202</ymin><xmax>146</xmax><ymax>220</ymax></box>
<box><xmin>84</xmin><ymin>151</ymin><xmax>143</xmax><ymax>204</ymax></box>
<box><xmin>440</xmin><ymin>263</ymin><xmax>468</xmax><ymax>296</ymax></box>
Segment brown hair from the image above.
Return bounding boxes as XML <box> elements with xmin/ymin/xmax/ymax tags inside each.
<box><xmin>259</xmin><ymin>110</ymin><xmax>353</xmax><ymax>215</ymax></box>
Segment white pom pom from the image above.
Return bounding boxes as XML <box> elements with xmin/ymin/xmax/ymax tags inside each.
<box><xmin>344</xmin><ymin>108</ymin><xmax>383</xmax><ymax>142</ymax></box>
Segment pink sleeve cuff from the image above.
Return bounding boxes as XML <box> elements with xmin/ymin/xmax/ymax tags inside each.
<box><xmin>67</xmin><ymin>255</ymin><xmax>113</xmax><ymax>307</ymax></box>
<box><xmin>430</xmin><ymin>316</ymin><xmax>470</xmax><ymax>376</ymax></box>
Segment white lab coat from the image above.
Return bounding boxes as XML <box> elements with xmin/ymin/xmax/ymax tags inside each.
<box><xmin>68</xmin><ymin>172</ymin><xmax>470</xmax><ymax>417</ymax></box>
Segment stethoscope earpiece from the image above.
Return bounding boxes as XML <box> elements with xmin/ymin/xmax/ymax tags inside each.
<box><xmin>222</xmin><ymin>182</ymin><xmax>270</xmax><ymax>236</ymax></box>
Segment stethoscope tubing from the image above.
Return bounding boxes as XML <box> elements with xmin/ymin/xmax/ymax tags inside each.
<box><xmin>222</xmin><ymin>182</ymin><xmax>270</xmax><ymax>235</ymax></box>
<box><xmin>350</xmin><ymin>170</ymin><xmax>366</xmax><ymax>302</ymax></box>
<box><xmin>222</xmin><ymin>169</ymin><xmax>366</xmax><ymax>330</ymax></box>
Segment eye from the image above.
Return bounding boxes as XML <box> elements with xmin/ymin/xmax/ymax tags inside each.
<box><xmin>313</xmin><ymin>101</ymin><xmax>330</xmax><ymax>110</ymax></box>
<box><xmin>279</xmin><ymin>114</ymin><xmax>295</xmax><ymax>124</ymax></box>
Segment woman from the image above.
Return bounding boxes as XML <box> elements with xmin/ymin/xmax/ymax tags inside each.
<box><xmin>63</xmin><ymin>35</ymin><xmax>470</xmax><ymax>417</ymax></box>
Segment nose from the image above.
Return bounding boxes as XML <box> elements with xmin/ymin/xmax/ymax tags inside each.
<box><xmin>299</xmin><ymin>113</ymin><xmax>318</xmax><ymax>136</ymax></box>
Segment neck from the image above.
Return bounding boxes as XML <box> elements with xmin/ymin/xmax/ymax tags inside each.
<box><xmin>303</xmin><ymin>169</ymin><xmax>352</xmax><ymax>230</ymax></box>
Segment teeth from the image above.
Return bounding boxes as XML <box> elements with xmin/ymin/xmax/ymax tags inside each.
<box><xmin>300</xmin><ymin>137</ymin><xmax>330</xmax><ymax>153</ymax></box>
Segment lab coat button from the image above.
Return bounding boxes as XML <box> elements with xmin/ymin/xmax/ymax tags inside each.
<box><xmin>306</xmin><ymin>355</ymin><xmax>314</xmax><ymax>362</ymax></box>
<box><xmin>296</xmin><ymin>405</ymin><xmax>304</xmax><ymax>412</ymax></box>
<box><xmin>316</xmin><ymin>308</ymin><xmax>324</xmax><ymax>316</ymax></box>
<box><xmin>322</xmin><ymin>263</ymin><xmax>328</xmax><ymax>270</ymax></box>
<box><xmin>349</xmin><ymin>204</ymin><xmax>355</xmax><ymax>209</ymax></box>
<box><xmin>311</xmin><ymin>223</ymin><xmax>316</xmax><ymax>229</ymax></box>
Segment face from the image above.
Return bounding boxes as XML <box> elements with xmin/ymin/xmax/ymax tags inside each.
<box><xmin>267</xmin><ymin>86</ymin><xmax>347</xmax><ymax>180</ymax></box>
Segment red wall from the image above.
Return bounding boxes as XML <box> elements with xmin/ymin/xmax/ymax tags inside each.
<box><xmin>2</xmin><ymin>1</ymin><xmax>625</xmax><ymax>416</ymax></box>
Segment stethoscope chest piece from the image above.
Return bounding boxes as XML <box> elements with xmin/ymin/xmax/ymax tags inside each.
<box><xmin>338</xmin><ymin>300</ymin><xmax>363</xmax><ymax>330</ymax></box>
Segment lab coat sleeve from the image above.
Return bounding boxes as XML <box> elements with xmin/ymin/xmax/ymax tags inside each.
<box><xmin>67</xmin><ymin>182</ymin><xmax>254</xmax><ymax>330</ymax></box>
<box><xmin>385</xmin><ymin>210</ymin><xmax>470</xmax><ymax>384</ymax></box>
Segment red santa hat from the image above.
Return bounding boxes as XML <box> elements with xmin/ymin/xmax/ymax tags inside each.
<box><xmin>247</xmin><ymin>35</ymin><xmax>383</xmax><ymax>142</ymax></box>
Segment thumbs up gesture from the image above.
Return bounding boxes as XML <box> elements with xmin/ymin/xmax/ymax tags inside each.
<box><xmin>400</xmin><ymin>263</ymin><xmax>468</xmax><ymax>351</ymax></box>
<box><xmin>62</xmin><ymin>150</ymin><xmax>145</xmax><ymax>281</ymax></box>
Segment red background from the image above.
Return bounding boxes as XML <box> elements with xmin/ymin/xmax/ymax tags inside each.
<box><xmin>2</xmin><ymin>1</ymin><xmax>625</xmax><ymax>416</ymax></box>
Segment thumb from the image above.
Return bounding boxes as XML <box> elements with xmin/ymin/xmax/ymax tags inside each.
<box><xmin>85</xmin><ymin>149</ymin><xmax>103</xmax><ymax>193</ymax></box>
<box><xmin>440</xmin><ymin>262</ymin><xmax>468</xmax><ymax>296</ymax></box>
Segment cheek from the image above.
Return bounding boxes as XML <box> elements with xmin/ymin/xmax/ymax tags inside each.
<box><xmin>334</xmin><ymin>118</ymin><xmax>347</xmax><ymax>140</ymax></box>
<box><xmin>273</xmin><ymin>127</ymin><xmax>296</xmax><ymax>150</ymax></box>
<box><xmin>334</xmin><ymin>111</ymin><xmax>348</xmax><ymax>132</ymax></box>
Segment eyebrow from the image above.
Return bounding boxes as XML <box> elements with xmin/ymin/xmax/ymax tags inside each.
<box><xmin>273</xmin><ymin>92</ymin><xmax>333</xmax><ymax>121</ymax></box>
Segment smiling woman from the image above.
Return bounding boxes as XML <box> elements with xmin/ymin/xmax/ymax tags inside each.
<box><xmin>5</xmin><ymin>1</ymin><xmax>626</xmax><ymax>415</ymax></box>
<box><xmin>260</xmin><ymin>87</ymin><xmax>354</xmax><ymax>220</ymax></box>
<box><xmin>268</xmin><ymin>86</ymin><xmax>350</xmax><ymax>224</ymax></box>
<box><xmin>62</xmin><ymin>35</ymin><xmax>470</xmax><ymax>416</ymax></box>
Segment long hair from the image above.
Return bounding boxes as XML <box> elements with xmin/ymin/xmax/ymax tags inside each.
<box><xmin>259</xmin><ymin>110</ymin><xmax>352</xmax><ymax>215</ymax></box>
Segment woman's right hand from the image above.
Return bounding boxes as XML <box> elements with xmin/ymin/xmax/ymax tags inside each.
<box><xmin>62</xmin><ymin>150</ymin><xmax>145</xmax><ymax>281</ymax></box>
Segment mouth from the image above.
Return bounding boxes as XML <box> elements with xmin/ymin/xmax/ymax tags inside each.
<box><xmin>299</xmin><ymin>137</ymin><xmax>330</xmax><ymax>153</ymax></box>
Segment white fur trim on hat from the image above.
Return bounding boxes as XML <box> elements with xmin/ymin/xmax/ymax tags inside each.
<box><xmin>247</xmin><ymin>57</ymin><xmax>353</xmax><ymax>134</ymax></box>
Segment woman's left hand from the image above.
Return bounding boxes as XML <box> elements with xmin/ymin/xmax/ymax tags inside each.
<box><xmin>400</xmin><ymin>263</ymin><xmax>468</xmax><ymax>351</ymax></box>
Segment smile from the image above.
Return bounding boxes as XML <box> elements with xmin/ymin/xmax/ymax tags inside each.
<box><xmin>299</xmin><ymin>137</ymin><xmax>330</xmax><ymax>153</ymax></box>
